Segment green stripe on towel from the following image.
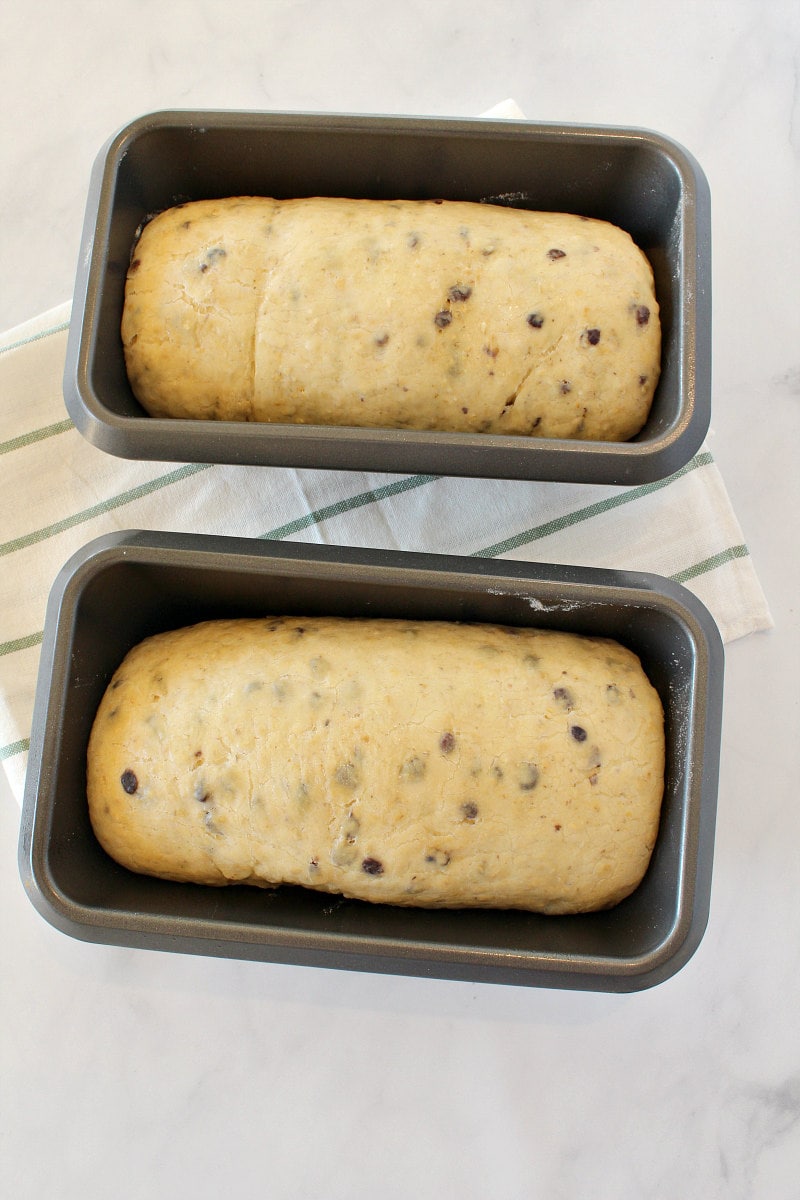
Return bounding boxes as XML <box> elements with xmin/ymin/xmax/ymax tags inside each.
<box><xmin>0</xmin><ymin>318</ymin><xmax>70</xmax><ymax>357</ymax></box>
<box><xmin>261</xmin><ymin>473</ymin><xmax>438</xmax><ymax>540</ymax></box>
<box><xmin>0</xmin><ymin>631</ymin><xmax>43</xmax><ymax>658</ymax></box>
<box><xmin>473</xmin><ymin>452</ymin><xmax>714</xmax><ymax>558</ymax></box>
<box><xmin>0</xmin><ymin>418</ymin><xmax>74</xmax><ymax>456</ymax></box>
<box><xmin>0</xmin><ymin>737</ymin><xmax>29</xmax><ymax>762</ymax></box>
<box><xmin>670</xmin><ymin>543</ymin><xmax>750</xmax><ymax>583</ymax></box>
<box><xmin>0</xmin><ymin>462</ymin><xmax>211</xmax><ymax>557</ymax></box>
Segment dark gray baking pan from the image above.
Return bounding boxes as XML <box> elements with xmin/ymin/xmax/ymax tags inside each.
<box><xmin>63</xmin><ymin>110</ymin><xmax>711</xmax><ymax>486</ymax></box>
<box><xmin>19</xmin><ymin>531</ymin><xmax>723</xmax><ymax>991</ymax></box>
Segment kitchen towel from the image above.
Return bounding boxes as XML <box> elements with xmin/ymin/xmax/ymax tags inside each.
<box><xmin>0</xmin><ymin>102</ymin><xmax>773</xmax><ymax>806</ymax></box>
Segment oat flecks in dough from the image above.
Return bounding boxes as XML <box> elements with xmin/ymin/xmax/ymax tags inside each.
<box><xmin>87</xmin><ymin>616</ymin><xmax>665</xmax><ymax>915</ymax></box>
<box><xmin>121</xmin><ymin>196</ymin><xmax>661</xmax><ymax>442</ymax></box>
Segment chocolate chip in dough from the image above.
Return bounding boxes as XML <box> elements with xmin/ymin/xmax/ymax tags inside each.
<box><xmin>526</xmin><ymin>312</ymin><xmax>545</xmax><ymax>329</ymax></box>
<box><xmin>400</xmin><ymin>755</ymin><xmax>427</xmax><ymax>781</ymax></box>
<box><xmin>448</xmin><ymin>284</ymin><xmax>472</xmax><ymax>302</ymax></box>
<box><xmin>518</xmin><ymin>762</ymin><xmax>540</xmax><ymax>791</ymax></box>
<box><xmin>434</xmin><ymin>310</ymin><xmax>453</xmax><ymax>329</ymax></box>
<box><xmin>635</xmin><ymin>304</ymin><xmax>650</xmax><ymax>326</ymax></box>
<box><xmin>199</xmin><ymin>246</ymin><xmax>227</xmax><ymax>273</ymax></box>
<box><xmin>335</xmin><ymin>761</ymin><xmax>360</xmax><ymax>789</ymax></box>
<box><xmin>425</xmin><ymin>849</ymin><xmax>451</xmax><ymax>867</ymax></box>
<box><xmin>570</xmin><ymin>725</ymin><xmax>588</xmax><ymax>743</ymax></box>
<box><xmin>439</xmin><ymin>731</ymin><xmax>456</xmax><ymax>754</ymax></box>
<box><xmin>361</xmin><ymin>857</ymin><xmax>384</xmax><ymax>875</ymax></box>
<box><xmin>584</xmin><ymin>328</ymin><xmax>601</xmax><ymax>346</ymax></box>
<box><xmin>553</xmin><ymin>686</ymin><xmax>575</xmax><ymax>710</ymax></box>
<box><xmin>120</xmin><ymin>769</ymin><xmax>138</xmax><ymax>794</ymax></box>
<box><xmin>547</xmin><ymin>248</ymin><xmax>566</xmax><ymax>260</ymax></box>
<box><xmin>461</xmin><ymin>801</ymin><xmax>479</xmax><ymax>822</ymax></box>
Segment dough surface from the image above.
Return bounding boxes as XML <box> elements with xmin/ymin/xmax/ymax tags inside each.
<box><xmin>122</xmin><ymin>196</ymin><xmax>661</xmax><ymax>441</ymax></box>
<box><xmin>87</xmin><ymin>616</ymin><xmax>665</xmax><ymax>914</ymax></box>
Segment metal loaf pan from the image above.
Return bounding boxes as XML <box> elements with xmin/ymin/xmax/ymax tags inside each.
<box><xmin>19</xmin><ymin>531</ymin><xmax>723</xmax><ymax>991</ymax></box>
<box><xmin>63</xmin><ymin>110</ymin><xmax>711</xmax><ymax>485</ymax></box>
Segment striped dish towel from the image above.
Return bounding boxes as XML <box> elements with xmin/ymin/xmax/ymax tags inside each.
<box><xmin>0</xmin><ymin>284</ymin><xmax>772</xmax><ymax>804</ymax></box>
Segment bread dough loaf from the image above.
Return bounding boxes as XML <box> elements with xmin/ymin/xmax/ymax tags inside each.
<box><xmin>87</xmin><ymin>616</ymin><xmax>665</xmax><ymax>914</ymax></box>
<box><xmin>121</xmin><ymin>196</ymin><xmax>660</xmax><ymax>441</ymax></box>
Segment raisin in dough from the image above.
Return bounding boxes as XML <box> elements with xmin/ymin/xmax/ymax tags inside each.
<box><xmin>122</xmin><ymin>196</ymin><xmax>661</xmax><ymax>441</ymax></box>
<box><xmin>87</xmin><ymin>617</ymin><xmax>665</xmax><ymax>914</ymax></box>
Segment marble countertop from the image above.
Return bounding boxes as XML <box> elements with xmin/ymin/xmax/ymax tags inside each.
<box><xmin>2</xmin><ymin>2</ymin><xmax>798</xmax><ymax>1197</ymax></box>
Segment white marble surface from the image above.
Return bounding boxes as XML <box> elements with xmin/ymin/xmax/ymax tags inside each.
<box><xmin>2</xmin><ymin>2</ymin><xmax>799</xmax><ymax>1197</ymax></box>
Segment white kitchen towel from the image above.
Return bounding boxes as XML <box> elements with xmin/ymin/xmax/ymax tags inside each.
<box><xmin>0</xmin><ymin>101</ymin><xmax>773</xmax><ymax>805</ymax></box>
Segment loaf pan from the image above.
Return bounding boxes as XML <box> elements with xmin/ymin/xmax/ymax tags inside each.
<box><xmin>19</xmin><ymin>531</ymin><xmax>723</xmax><ymax>991</ymax></box>
<box><xmin>63</xmin><ymin>110</ymin><xmax>711</xmax><ymax>486</ymax></box>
